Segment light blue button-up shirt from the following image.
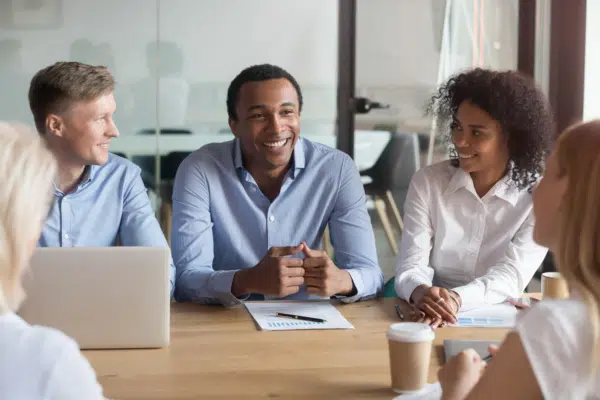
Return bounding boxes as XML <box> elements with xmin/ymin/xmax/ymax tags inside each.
<box><xmin>172</xmin><ymin>137</ymin><xmax>383</xmax><ymax>306</ymax></box>
<box><xmin>39</xmin><ymin>153</ymin><xmax>175</xmax><ymax>297</ymax></box>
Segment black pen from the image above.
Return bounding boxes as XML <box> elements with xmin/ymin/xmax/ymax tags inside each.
<box><xmin>275</xmin><ymin>312</ymin><xmax>326</xmax><ymax>323</ymax></box>
<box><xmin>482</xmin><ymin>354</ymin><xmax>493</xmax><ymax>362</ymax></box>
<box><xmin>395</xmin><ymin>304</ymin><xmax>404</xmax><ymax>320</ymax></box>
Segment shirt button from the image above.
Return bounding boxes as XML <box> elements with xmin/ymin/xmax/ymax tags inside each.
<box><xmin>269</xmin><ymin>215</ymin><xmax>275</xmax><ymax>222</ymax></box>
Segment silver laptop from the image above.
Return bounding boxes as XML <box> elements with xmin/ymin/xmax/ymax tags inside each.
<box><xmin>18</xmin><ymin>247</ymin><xmax>170</xmax><ymax>349</ymax></box>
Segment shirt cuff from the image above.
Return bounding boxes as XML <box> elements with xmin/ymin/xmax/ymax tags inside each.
<box><xmin>169</xmin><ymin>262</ymin><xmax>176</xmax><ymax>300</ymax></box>
<box><xmin>178</xmin><ymin>269</ymin><xmax>248</xmax><ymax>308</ymax></box>
<box><xmin>170</xmin><ymin>275</ymin><xmax>176</xmax><ymax>300</ymax></box>
<box><xmin>452</xmin><ymin>282</ymin><xmax>484</xmax><ymax>311</ymax></box>
<box><xmin>395</xmin><ymin>274</ymin><xmax>432</xmax><ymax>303</ymax></box>
<box><xmin>338</xmin><ymin>268</ymin><xmax>366</xmax><ymax>303</ymax></box>
<box><xmin>211</xmin><ymin>269</ymin><xmax>251</xmax><ymax>308</ymax></box>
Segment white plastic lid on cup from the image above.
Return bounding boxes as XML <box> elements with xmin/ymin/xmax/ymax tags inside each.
<box><xmin>387</xmin><ymin>322</ymin><xmax>435</xmax><ymax>342</ymax></box>
<box><xmin>542</xmin><ymin>272</ymin><xmax>562</xmax><ymax>279</ymax></box>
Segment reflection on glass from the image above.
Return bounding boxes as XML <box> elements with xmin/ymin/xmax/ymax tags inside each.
<box><xmin>0</xmin><ymin>38</ymin><xmax>30</xmax><ymax>123</ymax></box>
<box><xmin>0</xmin><ymin>0</ymin><xmax>521</xmax><ymax>203</ymax></box>
<box><xmin>354</xmin><ymin>0</ymin><xmax>518</xmax><ymax>168</ymax></box>
<box><xmin>429</xmin><ymin>0</ymin><xmax>519</xmax><ymax>164</ymax></box>
<box><xmin>130</xmin><ymin>41</ymin><xmax>189</xmax><ymax>132</ymax></box>
<box><xmin>148</xmin><ymin>0</ymin><xmax>340</xmax><ymax>192</ymax></box>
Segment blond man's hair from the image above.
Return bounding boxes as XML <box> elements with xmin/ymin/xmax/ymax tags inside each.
<box><xmin>0</xmin><ymin>122</ymin><xmax>57</xmax><ymax>314</ymax></box>
<box><xmin>554</xmin><ymin>119</ymin><xmax>600</xmax><ymax>371</ymax></box>
<box><xmin>28</xmin><ymin>61</ymin><xmax>114</xmax><ymax>133</ymax></box>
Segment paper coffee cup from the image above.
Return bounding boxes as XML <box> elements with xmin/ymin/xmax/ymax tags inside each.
<box><xmin>541</xmin><ymin>272</ymin><xmax>569</xmax><ymax>300</ymax></box>
<box><xmin>387</xmin><ymin>322</ymin><xmax>435</xmax><ymax>394</ymax></box>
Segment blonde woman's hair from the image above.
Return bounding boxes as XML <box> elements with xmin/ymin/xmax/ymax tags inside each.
<box><xmin>554</xmin><ymin>119</ymin><xmax>600</xmax><ymax>371</ymax></box>
<box><xmin>0</xmin><ymin>122</ymin><xmax>57</xmax><ymax>314</ymax></box>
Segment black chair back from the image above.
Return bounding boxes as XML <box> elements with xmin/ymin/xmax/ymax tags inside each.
<box><xmin>362</xmin><ymin>132</ymin><xmax>420</xmax><ymax>193</ymax></box>
<box><xmin>111</xmin><ymin>151</ymin><xmax>127</xmax><ymax>159</ymax></box>
<box><xmin>161</xmin><ymin>151</ymin><xmax>190</xmax><ymax>181</ymax></box>
<box><xmin>138</xmin><ymin>128</ymin><xmax>192</xmax><ymax>135</ymax></box>
<box><xmin>132</xmin><ymin>128</ymin><xmax>193</xmax><ymax>188</ymax></box>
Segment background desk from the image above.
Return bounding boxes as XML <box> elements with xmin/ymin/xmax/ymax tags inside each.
<box><xmin>109</xmin><ymin>130</ymin><xmax>391</xmax><ymax>171</ymax></box>
<box><xmin>84</xmin><ymin>298</ymin><xmax>513</xmax><ymax>399</ymax></box>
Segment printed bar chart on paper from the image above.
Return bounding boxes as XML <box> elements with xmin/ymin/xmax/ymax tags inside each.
<box><xmin>454</xmin><ymin>303</ymin><xmax>518</xmax><ymax>328</ymax></box>
<box><xmin>245</xmin><ymin>301</ymin><xmax>354</xmax><ymax>331</ymax></box>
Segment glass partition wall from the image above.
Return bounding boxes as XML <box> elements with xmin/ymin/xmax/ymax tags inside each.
<box><xmin>0</xmin><ymin>0</ymin><xmax>523</xmax><ymax>279</ymax></box>
<box><xmin>0</xmin><ymin>0</ymin><xmax>340</xmax><ymax>214</ymax></box>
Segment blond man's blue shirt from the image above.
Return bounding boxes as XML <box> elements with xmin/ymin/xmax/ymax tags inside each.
<box><xmin>39</xmin><ymin>153</ymin><xmax>175</xmax><ymax>297</ymax></box>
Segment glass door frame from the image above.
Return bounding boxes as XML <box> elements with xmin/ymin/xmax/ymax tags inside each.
<box><xmin>336</xmin><ymin>0</ymin><xmax>357</xmax><ymax>159</ymax></box>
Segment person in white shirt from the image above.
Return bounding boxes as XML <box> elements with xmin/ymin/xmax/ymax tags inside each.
<box><xmin>395</xmin><ymin>68</ymin><xmax>554</xmax><ymax>327</ymax></box>
<box><xmin>439</xmin><ymin>119</ymin><xmax>600</xmax><ymax>399</ymax></box>
<box><xmin>0</xmin><ymin>122</ymin><xmax>104</xmax><ymax>399</ymax></box>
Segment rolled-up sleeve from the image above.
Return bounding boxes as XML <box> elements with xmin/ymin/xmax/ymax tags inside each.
<box><xmin>452</xmin><ymin>211</ymin><xmax>547</xmax><ymax>310</ymax></box>
<box><xmin>171</xmin><ymin>155</ymin><xmax>242</xmax><ymax>307</ymax></box>
<box><xmin>329</xmin><ymin>155</ymin><xmax>383</xmax><ymax>302</ymax></box>
<box><xmin>394</xmin><ymin>170</ymin><xmax>435</xmax><ymax>302</ymax></box>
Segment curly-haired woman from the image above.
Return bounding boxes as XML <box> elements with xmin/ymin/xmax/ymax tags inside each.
<box><xmin>394</xmin><ymin>68</ymin><xmax>554</xmax><ymax>327</ymax></box>
<box><xmin>440</xmin><ymin>120</ymin><xmax>600</xmax><ymax>399</ymax></box>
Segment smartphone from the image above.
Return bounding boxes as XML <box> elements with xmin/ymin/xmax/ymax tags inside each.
<box><xmin>507</xmin><ymin>297</ymin><xmax>540</xmax><ymax>309</ymax></box>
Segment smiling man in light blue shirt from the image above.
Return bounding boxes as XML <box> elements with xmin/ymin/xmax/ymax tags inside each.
<box><xmin>172</xmin><ymin>64</ymin><xmax>383</xmax><ymax>307</ymax></box>
<box><xmin>29</xmin><ymin>62</ymin><xmax>175</xmax><ymax>297</ymax></box>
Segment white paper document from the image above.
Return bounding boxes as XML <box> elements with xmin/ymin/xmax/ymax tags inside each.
<box><xmin>244</xmin><ymin>301</ymin><xmax>354</xmax><ymax>331</ymax></box>
<box><xmin>393</xmin><ymin>382</ymin><xmax>442</xmax><ymax>399</ymax></box>
<box><xmin>454</xmin><ymin>303</ymin><xmax>518</xmax><ymax>328</ymax></box>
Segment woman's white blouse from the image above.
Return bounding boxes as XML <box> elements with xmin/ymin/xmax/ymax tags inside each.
<box><xmin>395</xmin><ymin>160</ymin><xmax>548</xmax><ymax>310</ymax></box>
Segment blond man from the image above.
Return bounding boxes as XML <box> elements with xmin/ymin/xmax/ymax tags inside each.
<box><xmin>28</xmin><ymin>62</ymin><xmax>174</xmax><ymax>296</ymax></box>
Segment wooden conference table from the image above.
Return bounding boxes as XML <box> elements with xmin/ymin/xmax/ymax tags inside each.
<box><xmin>84</xmin><ymin>297</ymin><xmax>524</xmax><ymax>399</ymax></box>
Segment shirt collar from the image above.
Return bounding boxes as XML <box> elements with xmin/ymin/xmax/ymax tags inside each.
<box><xmin>490</xmin><ymin>178</ymin><xmax>521</xmax><ymax>206</ymax></box>
<box><xmin>52</xmin><ymin>165</ymin><xmax>97</xmax><ymax>196</ymax></box>
<box><xmin>443</xmin><ymin>165</ymin><xmax>521</xmax><ymax>206</ymax></box>
<box><xmin>291</xmin><ymin>137</ymin><xmax>305</xmax><ymax>177</ymax></box>
<box><xmin>87</xmin><ymin>164</ymin><xmax>99</xmax><ymax>182</ymax></box>
<box><xmin>233</xmin><ymin>137</ymin><xmax>306</xmax><ymax>178</ymax></box>
<box><xmin>75</xmin><ymin>165</ymin><xmax>97</xmax><ymax>188</ymax></box>
<box><xmin>233</xmin><ymin>138</ymin><xmax>244</xmax><ymax>169</ymax></box>
<box><xmin>443</xmin><ymin>166</ymin><xmax>474</xmax><ymax>196</ymax></box>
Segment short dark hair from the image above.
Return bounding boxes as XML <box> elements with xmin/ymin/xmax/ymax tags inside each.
<box><xmin>427</xmin><ymin>68</ymin><xmax>555</xmax><ymax>191</ymax></box>
<box><xmin>226</xmin><ymin>64</ymin><xmax>303</xmax><ymax>121</ymax></box>
<box><xmin>28</xmin><ymin>61</ymin><xmax>114</xmax><ymax>133</ymax></box>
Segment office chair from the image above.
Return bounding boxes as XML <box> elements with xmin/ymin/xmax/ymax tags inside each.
<box><xmin>360</xmin><ymin>132</ymin><xmax>420</xmax><ymax>255</ymax></box>
<box><xmin>158</xmin><ymin>151</ymin><xmax>192</xmax><ymax>245</ymax></box>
